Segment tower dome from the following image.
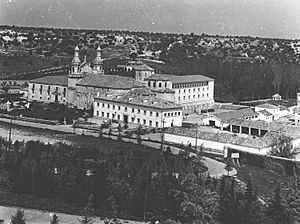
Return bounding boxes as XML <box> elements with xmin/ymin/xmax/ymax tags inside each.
<box><xmin>93</xmin><ymin>46</ymin><xmax>103</xmax><ymax>65</ymax></box>
<box><xmin>72</xmin><ymin>45</ymin><xmax>81</xmax><ymax>65</ymax></box>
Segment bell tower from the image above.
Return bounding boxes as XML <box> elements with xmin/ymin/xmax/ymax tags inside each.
<box><xmin>93</xmin><ymin>46</ymin><xmax>103</xmax><ymax>74</ymax></box>
<box><xmin>71</xmin><ymin>45</ymin><xmax>81</xmax><ymax>75</ymax></box>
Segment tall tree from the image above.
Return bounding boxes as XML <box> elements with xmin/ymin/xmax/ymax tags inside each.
<box><xmin>50</xmin><ymin>214</ymin><xmax>59</xmax><ymax>224</ymax></box>
<box><xmin>266</xmin><ymin>187</ymin><xmax>293</xmax><ymax>224</ymax></box>
<box><xmin>11</xmin><ymin>209</ymin><xmax>26</xmax><ymax>224</ymax></box>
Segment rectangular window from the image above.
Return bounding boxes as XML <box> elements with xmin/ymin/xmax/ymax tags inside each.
<box><xmin>164</xmin><ymin>113</ymin><xmax>167</xmax><ymax>117</ymax></box>
<box><xmin>108</xmin><ymin>104</ymin><xmax>110</xmax><ymax>109</ymax></box>
<box><xmin>179</xmin><ymin>90</ymin><xmax>181</xmax><ymax>94</ymax></box>
<box><xmin>175</xmin><ymin>112</ymin><xmax>177</xmax><ymax>116</ymax></box>
<box><xmin>125</xmin><ymin>107</ymin><xmax>127</xmax><ymax>112</ymax></box>
<box><xmin>148</xmin><ymin>82</ymin><xmax>151</xmax><ymax>87</ymax></box>
<box><xmin>193</xmin><ymin>88</ymin><xmax>195</xmax><ymax>92</ymax></box>
<box><xmin>102</xmin><ymin>103</ymin><xmax>105</xmax><ymax>107</ymax></box>
<box><xmin>118</xmin><ymin>106</ymin><xmax>121</xmax><ymax>110</ymax></box>
<box><xmin>183</xmin><ymin>96</ymin><xmax>186</xmax><ymax>100</ymax></box>
<box><xmin>150</xmin><ymin>111</ymin><xmax>153</xmax><ymax>116</ymax></box>
<box><xmin>144</xmin><ymin>110</ymin><xmax>146</xmax><ymax>115</ymax></box>
<box><xmin>149</xmin><ymin>120</ymin><xmax>152</xmax><ymax>126</ymax></box>
<box><xmin>171</xmin><ymin>112</ymin><xmax>174</xmax><ymax>116</ymax></box>
<box><xmin>153</xmin><ymin>82</ymin><xmax>156</xmax><ymax>88</ymax></box>
<box><xmin>138</xmin><ymin>109</ymin><xmax>140</xmax><ymax>114</ymax></box>
<box><xmin>107</xmin><ymin>113</ymin><xmax>110</xmax><ymax>118</ymax></box>
<box><xmin>178</xmin><ymin>112</ymin><xmax>181</xmax><ymax>115</ymax></box>
<box><xmin>143</xmin><ymin>119</ymin><xmax>146</xmax><ymax>125</ymax></box>
<box><xmin>131</xmin><ymin>117</ymin><xmax>135</xmax><ymax>122</ymax></box>
<box><xmin>132</xmin><ymin>108</ymin><xmax>134</xmax><ymax>113</ymax></box>
<box><xmin>97</xmin><ymin>111</ymin><xmax>99</xmax><ymax>116</ymax></box>
<box><xmin>159</xmin><ymin>83</ymin><xmax>162</xmax><ymax>88</ymax></box>
<box><xmin>102</xmin><ymin>112</ymin><xmax>104</xmax><ymax>116</ymax></box>
<box><xmin>137</xmin><ymin>118</ymin><xmax>140</xmax><ymax>123</ymax></box>
<box><xmin>168</xmin><ymin>112</ymin><xmax>170</xmax><ymax>116</ymax></box>
<box><xmin>178</xmin><ymin>97</ymin><xmax>180</xmax><ymax>101</ymax></box>
<box><xmin>97</xmin><ymin>102</ymin><xmax>99</xmax><ymax>107</ymax></box>
<box><xmin>113</xmin><ymin>105</ymin><xmax>115</xmax><ymax>110</ymax></box>
<box><xmin>207</xmin><ymin>93</ymin><xmax>209</xmax><ymax>97</ymax></box>
<box><xmin>48</xmin><ymin>86</ymin><xmax>50</xmax><ymax>95</ymax></box>
<box><xmin>63</xmin><ymin>88</ymin><xmax>66</xmax><ymax>97</ymax></box>
<box><xmin>156</xmin><ymin>122</ymin><xmax>158</xmax><ymax>127</ymax></box>
<box><xmin>118</xmin><ymin>114</ymin><xmax>120</xmax><ymax>120</ymax></box>
<box><xmin>165</xmin><ymin>83</ymin><xmax>167</xmax><ymax>87</ymax></box>
<box><xmin>156</xmin><ymin>112</ymin><xmax>159</xmax><ymax>117</ymax></box>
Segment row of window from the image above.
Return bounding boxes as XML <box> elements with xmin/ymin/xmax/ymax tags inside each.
<box><xmin>164</xmin><ymin>111</ymin><xmax>181</xmax><ymax>117</ymax></box>
<box><xmin>147</xmin><ymin>81</ymin><xmax>168</xmax><ymax>88</ymax></box>
<box><xmin>96</xmin><ymin>111</ymin><xmax>160</xmax><ymax>127</ymax></box>
<box><xmin>178</xmin><ymin>93</ymin><xmax>209</xmax><ymax>101</ymax></box>
<box><xmin>178</xmin><ymin>87</ymin><xmax>209</xmax><ymax>94</ymax></box>
<box><xmin>172</xmin><ymin>81</ymin><xmax>209</xmax><ymax>89</ymax></box>
<box><xmin>96</xmin><ymin>102</ymin><xmax>161</xmax><ymax>117</ymax></box>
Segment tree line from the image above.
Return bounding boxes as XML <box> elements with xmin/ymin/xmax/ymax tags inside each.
<box><xmin>1</xmin><ymin>137</ymin><xmax>300</xmax><ymax>223</ymax></box>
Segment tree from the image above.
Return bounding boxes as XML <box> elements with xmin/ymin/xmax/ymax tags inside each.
<box><xmin>171</xmin><ymin>174</ymin><xmax>219</xmax><ymax>224</ymax></box>
<box><xmin>269</xmin><ymin>134</ymin><xmax>298</xmax><ymax>174</ymax></box>
<box><xmin>266</xmin><ymin>187</ymin><xmax>293</xmax><ymax>224</ymax></box>
<box><xmin>11</xmin><ymin>209</ymin><xmax>26</xmax><ymax>224</ymax></box>
<box><xmin>50</xmin><ymin>214</ymin><xmax>59</xmax><ymax>224</ymax></box>
<box><xmin>78</xmin><ymin>194</ymin><xmax>95</xmax><ymax>224</ymax></box>
<box><xmin>224</xmin><ymin>160</ymin><xmax>233</xmax><ymax>176</ymax></box>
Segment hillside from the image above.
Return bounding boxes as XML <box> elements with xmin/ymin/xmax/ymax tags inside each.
<box><xmin>1</xmin><ymin>25</ymin><xmax>300</xmax><ymax>101</ymax></box>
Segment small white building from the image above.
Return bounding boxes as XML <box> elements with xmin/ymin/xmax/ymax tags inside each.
<box><xmin>255</xmin><ymin>103</ymin><xmax>280</xmax><ymax>120</ymax></box>
<box><xmin>272</xmin><ymin>93</ymin><xmax>282</xmax><ymax>101</ymax></box>
<box><xmin>256</xmin><ymin>110</ymin><xmax>273</xmax><ymax>122</ymax></box>
<box><xmin>93</xmin><ymin>89</ymin><xmax>183</xmax><ymax>128</ymax></box>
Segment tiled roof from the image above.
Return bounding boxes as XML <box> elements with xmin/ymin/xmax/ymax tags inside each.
<box><xmin>228</xmin><ymin>119</ymin><xmax>300</xmax><ymax>139</ymax></box>
<box><xmin>132</xmin><ymin>64</ymin><xmax>154</xmax><ymax>71</ymax></box>
<box><xmin>30</xmin><ymin>75</ymin><xmax>68</xmax><ymax>86</ymax></box>
<box><xmin>212</xmin><ymin>108</ymin><xmax>259</xmax><ymax>122</ymax></box>
<box><xmin>130</xmin><ymin>87</ymin><xmax>154</xmax><ymax>96</ymax></box>
<box><xmin>256</xmin><ymin>103</ymin><xmax>279</xmax><ymax>109</ymax></box>
<box><xmin>145</xmin><ymin>74</ymin><xmax>214</xmax><ymax>83</ymax></box>
<box><xmin>152</xmin><ymin>88</ymin><xmax>175</xmax><ymax>93</ymax></box>
<box><xmin>77</xmin><ymin>74</ymin><xmax>144</xmax><ymax>89</ymax></box>
<box><xmin>145</xmin><ymin>74</ymin><xmax>170</xmax><ymax>81</ymax></box>
<box><xmin>95</xmin><ymin>92</ymin><xmax>182</xmax><ymax>110</ymax></box>
<box><xmin>258</xmin><ymin>109</ymin><xmax>273</xmax><ymax>117</ymax></box>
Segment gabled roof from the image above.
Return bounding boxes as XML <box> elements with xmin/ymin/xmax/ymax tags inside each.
<box><xmin>258</xmin><ymin>109</ymin><xmax>273</xmax><ymax>117</ymax></box>
<box><xmin>30</xmin><ymin>75</ymin><xmax>68</xmax><ymax>86</ymax></box>
<box><xmin>145</xmin><ymin>74</ymin><xmax>214</xmax><ymax>84</ymax></box>
<box><xmin>272</xmin><ymin>93</ymin><xmax>281</xmax><ymax>97</ymax></box>
<box><xmin>77</xmin><ymin>74</ymin><xmax>143</xmax><ymax>89</ymax></box>
<box><xmin>211</xmin><ymin>108</ymin><xmax>259</xmax><ymax>122</ymax></box>
<box><xmin>95</xmin><ymin>92</ymin><xmax>182</xmax><ymax>110</ymax></box>
<box><xmin>256</xmin><ymin>103</ymin><xmax>279</xmax><ymax>109</ymax></box>
<box><xmin>132</xmin><ymin>63</ymin><xmax>154</xmax><ymax>71</ymax></box>
<box><xmin>145</xmin><ymin>74</ymin><xmax>170</xmax><ymax>81</ymax></box>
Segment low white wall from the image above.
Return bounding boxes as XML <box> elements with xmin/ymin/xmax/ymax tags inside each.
<box><xmin>165</xmin><ymin>133</ymin><xmax>270</xmax><ymax>155</ymax></box>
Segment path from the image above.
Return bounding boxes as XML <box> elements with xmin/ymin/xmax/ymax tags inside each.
<box><xmin>0</xmin><ymin>206</ymin><xmax>144</xmax><ymax>224</ymax></box>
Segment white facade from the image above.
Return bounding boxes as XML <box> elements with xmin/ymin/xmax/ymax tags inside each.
<box><xmin>28</xmin><ymin>82</ymin><xmax>67</xmax><ymax>104</ymax></box>
<box><xmin>172</xmin><ymin>80</ymin><xmax>214</xmax><ymax>110</ymax></box>
<box><xmin>165</xmin><ymin>133</ymin><xmax>271</xmax><ymax>155</ymax></box>
<box><xmin>93</xmin><ymin>100</ymin><xmax>182</xmax><ymax>128</ymax></box>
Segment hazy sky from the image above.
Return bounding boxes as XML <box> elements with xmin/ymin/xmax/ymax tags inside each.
<box><xmin>1</xmin><ymin>0</ymin><xmax>300</xmax><ymax>39</ymax></box>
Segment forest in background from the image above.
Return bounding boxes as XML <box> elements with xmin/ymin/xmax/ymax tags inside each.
<box><xmin>1</xmin><ymin>25</ymin><xmax>300</xmax><ymax>102</ymax></box>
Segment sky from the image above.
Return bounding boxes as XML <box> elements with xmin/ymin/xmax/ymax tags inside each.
<box><xmin>1</xmin><ymin>0</ymin><xmax>300</xmax><ymax>39</ymax></box>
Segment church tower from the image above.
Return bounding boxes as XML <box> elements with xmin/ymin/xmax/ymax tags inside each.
<box><xmin>93</xmin><ymin>46</ymin><xmax>104</xmax><ymax>74</ymax></box>
<box><xmin>71</xmin><ymin>45</ymin><xmax>81</xmax><ymax>75</ymax></box>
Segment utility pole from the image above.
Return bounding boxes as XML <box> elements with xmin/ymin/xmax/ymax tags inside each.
<box><xmin>195</xmin><ymin>123</ymin><xmax>198</xmax><ymax>151</ymax></box>
<box><xmin>8</xmin><ymin>114</ymin><xmax>12</xmax><ymax>143</ymax></box>
<box><xmin>161</xmin><ymin>118</ymin><xmax>166</xmax><ymax>149</ymax></box>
